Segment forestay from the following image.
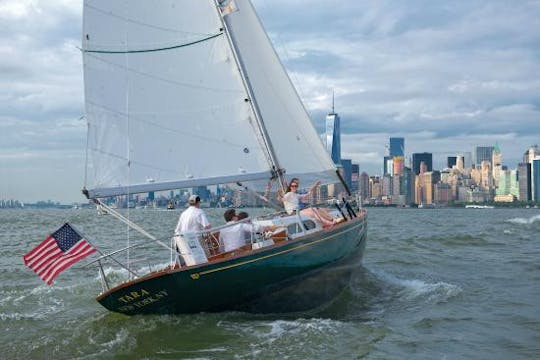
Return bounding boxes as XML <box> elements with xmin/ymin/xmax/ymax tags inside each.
<box><xmin>82</xmin><ymin>0</ymin><xmax>338</xmax><ymax>199</ymax></box>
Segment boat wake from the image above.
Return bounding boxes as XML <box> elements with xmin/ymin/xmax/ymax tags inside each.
<box><xmin>396</xmin><ymin>278</ymin><xmax>461</xmax><ymax>303</ymax></box>
<box><xmin>371</xmin><ymin>269</ymin><xmax>462</xmax><ymax>304</ymax></box>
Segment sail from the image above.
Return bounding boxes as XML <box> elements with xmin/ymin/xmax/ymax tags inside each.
<box><xmin>82</xmin><ymin>0</ymin><xmax>338</xmax><ymax>199</ymax></box>
<box><xmin>222</xmin><ymin>0</ymin><xmax>337</xmax><ymax>184</ymax></box>
<box><xmin>82</xmin><ymin>0</ymin><xmax>273</xmax><ymax>198</ymax></box>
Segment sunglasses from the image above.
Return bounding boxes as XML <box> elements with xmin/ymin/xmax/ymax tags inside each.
<box><xmin>290</xmin><ymin>184</ymin><xmax>298</xmax><ymax>188</ymax></box>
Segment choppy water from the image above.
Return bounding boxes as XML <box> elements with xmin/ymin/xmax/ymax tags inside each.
<box><xmin>1</xmin><ymin>207</ymin><xmax>539</xmax><ymax>359</ymax></box>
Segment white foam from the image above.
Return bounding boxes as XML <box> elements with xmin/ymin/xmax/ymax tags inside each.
<box><xmin>102</xmin><ymin>328</ymin><xmax>129</xmax><ymax>349</ymax></box>
<box><xmin>373</xmin><ymin>269</ymin><xmax>462</xmax><ymax>303</ymax></box>
<box><xmin>0</xmin><ymin>311</ymin><xmax>47</xmax><ymax>321</ymax></box>
<box><xmin>405</xmin><ymin>279</ymin><xmax>461</xmax><ymax>303</ymax></box>
<box><xmin>93</xmin><ymin>261</ymin><xmax>172</xmax><ymax>283</ymax></box>
<box><xmin>156</xmin><ymin>347</ymin><xmax>227</xmax><ymax>355</ymax></box>
<box><xmin>506</xmin><ymin>214</ymin><xmax>540</xmax><ymax>225</ymax></box>
<box><xmin>221</xmin><ymin>317</ymin><xmax>342</xmax><ymax>347</ymax></box>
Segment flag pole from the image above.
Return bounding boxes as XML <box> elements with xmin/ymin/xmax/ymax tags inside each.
<box><xmin>69</xmin><ymin>223</ymin><xmax>140</xmax><ymax>280</ymax></box>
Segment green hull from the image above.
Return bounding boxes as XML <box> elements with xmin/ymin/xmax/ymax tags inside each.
<box><xmin>97</xmin><ymin>216</ymin><xmax>367</xmax><ymax>315</ymax></box>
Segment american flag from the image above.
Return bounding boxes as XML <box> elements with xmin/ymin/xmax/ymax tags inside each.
<box><xmin>23</xmin><ymin>223</ymin><xmax>96</xmax><ymax>285</ymax></box>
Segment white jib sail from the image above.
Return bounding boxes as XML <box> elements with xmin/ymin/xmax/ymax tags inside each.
<box><xmin>223</xmin><ymin>0</ymin><xmax>337</xmax><ymax>185</ymax></box>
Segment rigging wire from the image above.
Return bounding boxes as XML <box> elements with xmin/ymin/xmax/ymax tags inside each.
<box><xmin>82</xmin><ymin>115</ymin><xmax>89</xmax><ymax>189</ymax></box>
<box><xmin>123</xmin><ymin>5</ymin><xmax>132</xmax><ymax>278</ymax></box>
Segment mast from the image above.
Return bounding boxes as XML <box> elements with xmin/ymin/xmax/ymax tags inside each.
<box><xmin>213</xmin><ymin>0</ymin><xmax>287</xmax><ymax>190</ymax></box>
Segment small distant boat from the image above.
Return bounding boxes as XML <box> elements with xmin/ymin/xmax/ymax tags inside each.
<box><xmin>418</xmin><ymin>203</ymin><xmax>436</xmax><ymax>209</ymax></box>
<box><xmin>465</xmin><ymin>205</ymin><xmax>494</xmax><ymax>209</ymax></box>
<box><xmin>166</xmin><ymin>201</ymin><xmax>175</xmax><ymax>210</ymax></box>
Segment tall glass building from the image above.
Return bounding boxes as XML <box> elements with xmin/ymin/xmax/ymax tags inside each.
<box><xmin>351</xmin><ymin>163</ymin><xmax>359</xmax><ymax>193</ymax></box>
<box><xmin>325</xmin><ymin>111</ymin><xmax>341</xmax><ymax>165</ymax></box>
<box><xmin>447</xmin><ymin>156</ymin><xmax>457</xmax><ymax>169</ymax></box>
<box><xmin>389</xmin><ymin>137</ymin><xmax>404</xmax><ymax>157</ymax></box>
<box><xmin>475</xmin><ymin>146</ymin><xmax>494</xmax><ymax>167</ymax></box>
<box><xmin>533</xmin><ymin>158</ymin><xmax>540</xmax><ymax>201</ymax></box>
<box><xmin>341</xmin><ymin>159</ymin><xmax>352</xmax><ymax>190</ymax></box>
<box><xmin>412</xmin><ymin>152</ymin><xmax>433</xmax><ymax>175</ymax></box>
<box><xmin>517</xmin><ymin>162</ymin><xmax>531</xmax><ymax>201</ymax></box>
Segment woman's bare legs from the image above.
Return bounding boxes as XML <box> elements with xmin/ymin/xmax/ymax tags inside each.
<box><xmin>301</xmin><ymin>208</ymin><xmax>334</xmax><ymax>227</ymax></box>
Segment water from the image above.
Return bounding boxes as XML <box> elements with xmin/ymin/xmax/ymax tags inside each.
<box><xmin>1</xmin><ymin>207</ymin><xmax>539</xmax><ymax>359</ymax></box>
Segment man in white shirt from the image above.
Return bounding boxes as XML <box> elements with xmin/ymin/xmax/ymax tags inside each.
<box><xmin>219</xmin><ymin>209</ymin><xmax>261</xmax><ymax>252</ymax></box>
<box><xmin>175</xmin><ymin>195</ymin><xmax>211</xmax><ymax>235</ymax></box>
<box><xmin>174</xmin><ymin>194</ymin><xmax>212</xmax><ymax>266</ymax></box>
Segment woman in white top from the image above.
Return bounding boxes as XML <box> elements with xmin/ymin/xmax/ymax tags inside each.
<box><xmin>281</xmin><ymin>178</ymin><xmax>336</xmax><ymax>227</ymax></box>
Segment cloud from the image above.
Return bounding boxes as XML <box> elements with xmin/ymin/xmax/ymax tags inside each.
<box><xmin>255</xmin><ymin>0</ymin><xmax>540</xmax><ymax>176</ymax></box>
<box><xmin>2</xmin><ymin>0</ymin><xmax>540</xmax><ymax>202</ymax></box>
<box><xmin>0</xmin><ymin>0</ymin><xmax>84</xmax><ymax>203</ymax></box>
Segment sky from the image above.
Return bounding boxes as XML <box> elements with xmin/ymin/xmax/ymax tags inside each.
<box><xmin>1</xmin><ymin>0</ymin><xmax>539</xmax><ymax>204</ymax></box>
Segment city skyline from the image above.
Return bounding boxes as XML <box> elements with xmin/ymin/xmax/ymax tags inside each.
<box><xmin>1</xmin><ymin>1</ymin><xmax>539</xmax><ymax>203</ymax></box>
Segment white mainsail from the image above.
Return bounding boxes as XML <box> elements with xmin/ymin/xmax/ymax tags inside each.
<box><xmin>82</xmin><ymin>0</ymin><xmax>338</xmax><ymax>199</ymax></box>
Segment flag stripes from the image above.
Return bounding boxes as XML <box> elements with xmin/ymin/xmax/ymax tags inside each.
<box><xmin>23</xmin><ymin>223</ymin><xmax>96</xmax><ymax>285</ymax></box>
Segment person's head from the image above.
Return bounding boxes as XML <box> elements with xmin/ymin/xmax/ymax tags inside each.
<box><xmin>286</xmin><ymin>178</ymin><xmax>300</xmax><ymax>193</ymax></box>
<box><xmin>237</xmin><ymin>211</ymin><xmax>249</xmax><ymax>221</ymax></box>
<box><xmin>188</xmin><ymin>194</ymin><xmax>201</xmax><ymax>206</ymax></box>
<box><xmin>224</xmin><ymin>208</ymin><xmax>237</xmax><ymax>222</ymax></box>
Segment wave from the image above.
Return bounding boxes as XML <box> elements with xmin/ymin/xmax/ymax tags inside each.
<box><xmin>93</xmin><ymin>261</ymin><xmax>172</xmax><ymax>283</ymax></box>
<box><xmin>506</xmin><ymin>214</ymin><xmax>540</xmax><ymax>225</ymax></box>
<box><xmin>220</xmin><ymin>317</ymin><xmax>343</xmax><ymax>344</ymax></box>
<box><xmin>0</xmin><ymin>282</ymin><xmax>79</xmax><ymax>305</ymax></box>
<box><xmin>398</xmin><ymin>278</ymin><xmax>462</xmax><ymax>303</ymax></box>
<box><xmin>436</xmin><ymin>234</ymin><xmax>490</xmax><ymax>247</ymax></box>
<box><xmin>371</xmin><ymin>269</ymin><xmax>462</xmax><ymax>304</ymax></box>
<box><xmin>414</xmin><ymin>315</ymin><xmax>473</xmax><ymax>329</ymax></box>
<box><xmin>0</xmin><ymin>311</ymin><xmax>48</xmax><ymax>321</ymax></box>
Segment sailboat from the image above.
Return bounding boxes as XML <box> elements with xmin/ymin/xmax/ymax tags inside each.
<box><xmin>81</xmin><ymin>0</ymin><xmax>367</xmax><ymax>315</ymax></box>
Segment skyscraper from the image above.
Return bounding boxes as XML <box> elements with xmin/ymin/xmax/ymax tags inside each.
<box><xmin>393</xmin><ymin>156</ymin><xmax>404</xmax><ymax>176</ymax></box>
<box><xmin>351</xmin><ymin>163</ymin><xmax>359</xmax><ymax>193</ymax></box>
<box><xmin>523</xmin><ymin>145</ymin><xmax>540</xmax><ymax>163</ymax></box>
<box><xmin>341</xmin><ymin>159</ymin><xmax>352</xmax><ymax>190</ymax></box>
<box><xmin>533</xmin><ymin>158</ymin><xmax>540</xmax><ymax>201</ymax></box>
<box><xmin>412</xmin><ymin>152</ymin><xmax>433</xmax><ymax>175</ymax></box>
<box><xmin>383</xmin><ymin>155</ymin><xmax>392</xmax><ymax>175</ymax></box>
<box><xmin>447</xmin><ymin>156</ymin><xmax>457</xmax><ymax>169</ymax></box>
<box><xmin>456</xmin><ymin>155</ymin><xmax>465</xmax><ymax>171</ymax></box>
<box><xmin>325</xmin><ymin>94</ymin><xmax>341</xmax><ymax>165</ymax></box>
<box><xmin>384</xmin><ymin>137</ymin><xmax>404</xmax><ymax>175</ymax></box>
<box><xmin>359</xmin><ymin>172</ymin><xmax>370</xmax><ymax>202</ymax></box>
<box><xmin>517</xmin><ymin>162</ymin><xmax>531</xmax><ymax>201</ymax></box>
<box><xmin>475</xmin><ymin>146</ymin><xmax>494</xmax><ymax>167</ymax></box>
<box><xmin>389</xmin><ymin>137</ymin><xmax>405</xmax><ymax>157</ymax></box>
